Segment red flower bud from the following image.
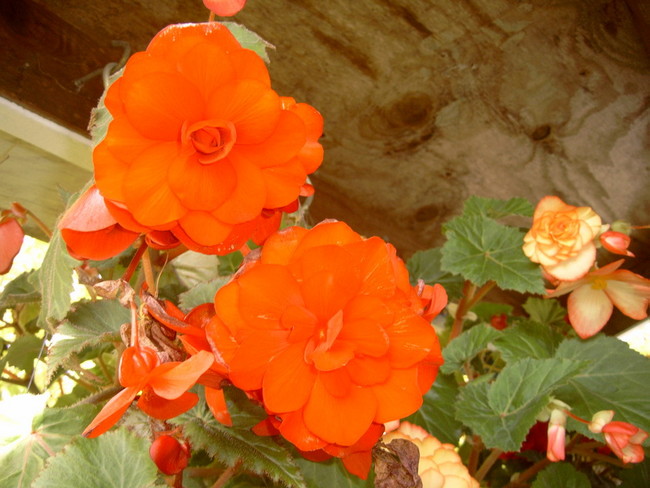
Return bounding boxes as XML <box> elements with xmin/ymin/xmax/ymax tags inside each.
<box><xmin>149</xmin><ymin>435</ymin><xmax>190</xmax><ymax>475</ymax></box>
<box><xmin>0</xmin><ymin>217</ymin><xmax>24</xmax><ymax>275</ymax></box>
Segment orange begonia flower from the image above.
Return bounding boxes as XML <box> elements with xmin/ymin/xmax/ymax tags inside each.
<box><xmin>0</xmin><ymin>217</ymin><xmax>24</xmax><ymax>275</ymax></box>
<box><xmin>547</xmin><ymin>259</ymin><xmax>650</xmax><ymax>339</ymax></box>
<box><xmin>83</xmin><ymin>345</ymin><xmax>214</xmax><ymax>438</ymax></box>
<box><xmin>206</xmin><ymin>221</ymin><xmax>445</xmax><ymax>476</ymax></box>
<box><xmin>93</xmin><ymin>22</ymin><xmax>323</xmax><ymax>255</ymax></box>
<box><xmin>383</xmin><ymin>421</ymin><xmax>479</xmax><ymax>488</ymax></box>
<box><xmin>523</xmin><ymin>196</ymin><xmax>602</xmax><ymax>281</ymax></box>
<box><xmin>203</xmin><ymin>0</ymin><xmax>246</xmax><ymax>17</ymax></box>
<box><xmin>58</xmin><ymin>185</ymin><xmax>140</xmax><ymax>260</ymax></box>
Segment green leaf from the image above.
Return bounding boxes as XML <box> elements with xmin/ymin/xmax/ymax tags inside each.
<box><xmin>523</xmin><ymin>297</ymin><xmax>567</xmax><ymax>327</ymax></box>
<box><xmin>441</xmin><ymin>324</ymin><xmax>501</xmax><ymax>375</ymax></box>
<box><xmin>619</xmin><ymin>456</ymin><xmax>650</xmax><ymax>488</ymax></box>
<box><xmin>47</xmin><ymin>300</ymin><xmax>129</xmax><ymax>380</ymax></box>
<box><xmin>172</xmin><ymin>392</ymin><xmax>306</xmax><ymax>488</ymax></box>
<box><xmin>0</xmin><ymin>271</ymin><xmax>40</xmax><ymax>312</ymax></box>
<box><xmin>441</xmin><ymin>215</ymin><xmax>545</xmax><ymax>294</ymax></box>
<box><xmin>1</xmin><ymin>334</ymin><xmax>44</xmax><ymax>374</ymax></box>
<box><xmin>178</xmin><ymin>277</ymin><xmax>229</xmax><ymax>310</ymax></box>
<box><xmin>218</xmin><ymin>251</ymin><xmax>244</xmax><ymax>276</ymax></box>
<box><xmin>405</xmin><ymin>248</ymin><xmax>464</xmax><ymax>299</ymax></box>
<box><xmin>223</xmin><ymin>22</ymin><xmax>274</xmax><ymax>63</ymax></box>
<box><xmin>33</xmin><ymin>428</ymin><xmax>159</xmax><ymax>488</ymax></box>
<box><xmin>294</xmin><ymin>456</ymin><xmax>373</xmax><ymax>488</ymax></box>
<box><xmin>493</xmin><ymin>320</ymin><xmax>563</xmax><ymax>362</ymax></box>
<box><xmin>30</xmin><ymin>229</ymin><xmax>81</xmax><ymax>330</ymax></box>
<box><xmin>554</xmin><ymin>335</ymin><xmax>650</xmax><ymax>434</ymax></box>
<box><xmin>0</xmin><ymin>397</ymin><xmax>100</xmax><ymax>488</ymax></box>
<box><xmin>531</xmin><ymin>462</ymin><xmax>591</xmax><ymax>488</ymax></box>
<box><xmin>455</xmin><ymin>358</ymin><xmax>585</xmax><ymax>451</ymax></box>
<box><xmin>406</xmin><ymin>373</ymin><xmax>463</xmax><ymax>443</ymax></box>
<box><xmin>463</xmin><ymin>196</ymin><xmax>533</xmax><ymax>219</ymax></box>
<box><xmin>470</xmin><ymin>302</ymin><xmax>513</xmax><ymax>323</ymax></box>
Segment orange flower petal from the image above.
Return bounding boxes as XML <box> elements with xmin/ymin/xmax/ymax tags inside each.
<box><xmin>346</xmin><ymin>356</ymin><xmax>391</xmax><ymax>386</ymax></box>
<box><xmin>291</xmin><ymin>221</ymin><xmax>362</xmax><ymax>262</ymax></box>
<box><xmin>83</xmin><ymin>387</ymin><xmax>138</xmax><ymax>438</ymax></box>
<box><xmin>260</xmin><ymin>226</ymin><xmax>309</xmax><ymax>266</ymax></box>
<box><xmin>147</xmin><ymin>23</ymin><xmax>241</xmax><ymax>64</ymax></box>
<box><xmin>205</xmin><ymin>387</ymin><xmax>232</xmax><ymax>426</ymax></box>
<box><xmin>230</xmin><ymin>49</ymin><xmax>270</xmax><ymax>86</ymax></box>
<box><xmin>177</xmin><ymin>41</ymin><xmax>236</xmax><ymax>100</ymax></box>
<box><xmin>229</xmin><ymin>330</ymin><xmax>290</xmax><ymax>390</ymax></box>
<box><xmin>544</xmin><ymin>242</ymin><xmax>597</xmax><ymax>281</ymax></box>
<box><xmin>148</xmin><ymin>350</ymin><xmax>215</xmax><ymax>399</ymax></box>
<box><xmin>371</xmin><ymin>368</ymin><xmax>424</xmax><ymax>423</ymax></box>
<box><xmin>304</xmin><ymin>376</ymin><xmax>376</xmax><ymax>446</ymax></box>
<box><xmin>263</xmin><ymin>342</ymin><xmax>317</xmax><ymax>413</ymax></box>
<box><xmin>386</xmin><ymin>310</ymin><xmax>436</xmax><ymax>368</ymax></box>
<box><xmin>138</xmin><ymin>389</ymin><xmax>199</xmax><ymax>420</ymax></box>
<box><xmin>261</xmin><ymin>159</ymin><xmax>307</xmax><ymax>208</ymax></box>
<box><xmin>213</xmin><ymin>154</ymin><xmax>266</xmax><ymax>224</ymax></box>
<box><xmin>277</xmin><ymin>409</ymin><xmax>328</xmax><ymax>451</ymax></box>
<box><xmin>168</xmin><ymin>154</ymin><xmax>237</xmax><ymax>211</ymax></box>
<box><xmin>93</xmin><ymin>141</ymin><xmax>130</xmax><ymax>203</ymax></box>
<box><xmin>122</xmin><ymin>72</ymin><xmax>204</xmax><ymax>140</ymax></box>
<box><xmin>206</xmin><ymin>79</ymin><xmax>281</xmax><ymax>144</ymax></box>
<box><xmin>178</xmin><ymin>212</ymin><xmax>232</xmax><ymax>247</ymax></box>
<box><xmin>123</xmin><ymin>144</ymin><xmax>187</xmax><ymax>226</ymax></box>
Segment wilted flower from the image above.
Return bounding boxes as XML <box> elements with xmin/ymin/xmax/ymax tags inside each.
<box><xmin>207</xmin><ymin>221</ymin><xmax>445</xmax><ymax>474</ymax></box>
<box><xmin>93</xmin><ymin>22</ymin><xmax>323</xmax><ymax>255</ymax></box>
<box><xmin>547</xmin><ymin>259</ymin><xmax>650</xmax><ymax>338</ymax></box>
<box><xmin>383</xmin><ymin>422</ymin><xmax>479</xmax><ymax>488</ymax></box>
<box><xmin>523</xmin><ymin>196</ymin><xmax>602</xmax><ymax>281</ymax></box>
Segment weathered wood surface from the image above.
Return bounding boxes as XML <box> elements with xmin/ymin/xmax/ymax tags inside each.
<box><xmin>1</xmin><ymin>0</ymin><xmax>648</xmax><ymax>264</ymax></box>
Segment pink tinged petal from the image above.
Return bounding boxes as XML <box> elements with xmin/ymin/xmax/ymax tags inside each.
<box><xmin>148</xmin><ymin>350</ymin><xmax>215</xmax><ymax>399</ymax></box>
<box><xmin>123</xmin><ymin>143</ymin><xmax>187</xmax><ymax>226</ymax></box>
<box><xmin>567</xmin><ymin>285</ymin><xmax>613</xmax><ymax>339</ymax></box>
<box><xmin>213</xmin><ymin>154</ymin><xmax>267</xmax><ymax>224</ymax></box>
<box><xmin>544</xmin><ymin>242</ymin><xmax>596</xmax><ymax>281</ymax></box>
<box><xmin>206</xmin><ymin>80</ymin><xmax>281</xmax><ymax>144</ymax></box>
<box><xmin>371</xmin><ymin>368</ymin><xmax>423</xmax><ymax>423</ymax></box>
<box><xmin>600</xmin><ymin>231</ymin><xmax>634</xmax><ymax>257</ymax></box>
<box><xmin>236</xmin><ymin>264</ymin><xmax>303</xmax><ymax>329</ymax></box>
<box><xmin>604</xmin><ymin>271</ymin><xmax>650</xmax><ymax>320</ymax></box>
<box><xmin>205</xmin><ymin>387</ymin><xmax>232</xmax><ymax>426</ymax></box>
<box><xmin>168</xmin><ymin>153</ymin><xmax>237</xmax><ymax>211</ymax></box>
<box><xmin>304</xmin><ymin>376</ymin><xmax>377</xmax><ymax>446</ymax></box>
<box><xmin>82</xmin><ymin>387</ymin><xmax>139</xmax><ymax>438</ymax></box>
<box><xmin>122</xmin><ymin>72</ymin><xmax>204</xmax><ymax>140</ymax></box>
<box><xmin>263</xmin><ymin>342</ymin><xmax>317</xmax><ymax>413</ymax></box>
<box><xmin>138</xmin><ymin>389</ymin><xmax>199</xmax><ymax>419</ymax></box>
<box><xmin>229</xmin><ymin>330</ymin><xmax>291</xmax><ymax>390</ymax></box>
<box><xmin>177</xmin><ymin>41</ymin><xmax>236</xmax><ymax>100</ymax></box>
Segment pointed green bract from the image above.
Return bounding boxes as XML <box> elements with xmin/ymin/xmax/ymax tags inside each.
<box><xmin>455</xmin><ymin>358</ymin><xmax>585</xmax><ymax>451</ymax></box>
<box><xmin>30</xmin><ymin>229</ymin><xmax>81</xmax><ymax>330</ymax></box>
<box><xmin>554</xmin><ymin>336</ymin><xmax>650</xmax><ymax>434</ymax></box>
<box><xmin>441</xmin><ymin>324</ymin><xmax>501</xmax><ymax>374</ymax></box>
<box><xmin>441</xmin><ymin>214</ymin><xmax>545</xmax><ymax>294</ymax></box>
<box><xmin>32</xmin><ymin>428</ymin><xmax>159</xmax><ymax>488</ymax></box>
<box><xmin>531</xmin><ymin>463</ymin><xmax>591</xmax><ymax>488</ymax></box>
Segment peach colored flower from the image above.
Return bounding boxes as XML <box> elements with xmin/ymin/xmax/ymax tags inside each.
<box><xmin>93</xmin><ymin>22</ymin><xmax>323</xmax><ymax>255</ymax></box>
<box><xmin>206</xmin><ymin>221</ymin><xmax>445</xmax><ymax>472</ymax></box>
<box><xmin>523</xmin><ymin>196</ymin><xmax>602</xmax><ymax>281</ymax></box>
<box><xmin>547</xmin><ymin>259</ymin><xmax>650</xmax><ymax>338</ymax></box>
<box><xmin>383</xmin><ymin>422</ymin><xmax>479</xmax><ymax>488</ymax></box>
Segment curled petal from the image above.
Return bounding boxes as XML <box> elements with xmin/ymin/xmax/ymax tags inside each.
<box><xmin>83</xmin><ymin>387</ymin><xmax>139</xmax><ymax>438</ymax></box>
<box><xmin>138</xmin><ymin>389</ymin><xmax>199</xmax><ymax>420</ymax></box>
<box><xmin>148</xmin><ymin>350</ymin><xmax>215</xmax><ymax>399</ymax></box>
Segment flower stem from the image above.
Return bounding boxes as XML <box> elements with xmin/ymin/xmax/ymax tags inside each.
<box><xmin>475</xmin><ymin>447</ymin><xmax>503</xmax><ymax>482</ymax></box>
<box><xmin>211</xmin><ymin>462</ymin><xmax>240</xmax><ymax>488</ymax></box>
<box><xmin>123</xmin><ymin>240</ymin><xmax>148</xmax><ymax>283</ymax></box>
<box><xmin>25</xmin><ymin>208</ymin><xmax>52</xmax><ymax>239</ymax></box>
<box><xmin>503</xmin><ymin>458</ymin><xmax>551</xmax><ymax>488</ymax></box>
<box><xmin>142</xmin><ymin>247</ymin><xmax>157</xmax><ymax>296</ymax></box>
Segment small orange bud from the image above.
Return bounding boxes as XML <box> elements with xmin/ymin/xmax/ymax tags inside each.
<box><xmin>149</xmin><ymin>435</ymin><xmax>190</xmax><ymax>475</ymax></box>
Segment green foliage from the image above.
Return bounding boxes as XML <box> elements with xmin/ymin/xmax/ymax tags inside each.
<box><xmin>0</xmin><ymin>395</ymin><xmax>100</xmax><ymax>488</ymax></box>
<box><xmin>47</xmin><ymin>300</ymin><xmax>129</xmax><ymax>381</ymax></box>
<box><xmin>619</xmin><ymin>457</ymin><xmax>650</xmax><ymax>487</ymax></box>
<box><xmin>224</xmin><ymin>22</ymin><xmax>274</xmax><ymax>62</ymax></box>
<box><xmin>522</xmin><ymin>297</ymin><xmax>568</xmax><ymax>328</ymax></box>
<box><xmin>294</xmin><ymin>456</ymin><xmax>373</xmax><ymax>488</ymax></box>
<box><xmin>441</xmin><ymin>323</ymin><xmax>501</xmax><ymax>374</ymax></box>
<box><xmin>33</xmin><ymin>428</ymin><xmax>159</xmax><ymax>488</ymax></box>
<box><xmin>29</xmin><ymin>229</ymin><xmax>81</xmax><ymax>330</ymax></box>
<box><xmin>0</xmin><ymin>334</ymin><xmax>43</xmax><ymax>375</ymax></box>
<box><xmin>0</xmin><ymin>271</ymin><xmax>40</xmax><ymax>314</ymax></box>
<box><xmin>179</xmin><ymin>277</ymin><xmax>229</xmax><ymax>310</ymax></box>
<box><xmin>531</xmin><ymin>462</ymin><xmax>591</xmax><ymax>488</ymax></box>
<box><xmin>493</xmin><ymin>319</ymin><xmax>563</xmax><ymax>362</ymax></box>
<box><xmin>406</xmin><ymin>373</ymin><xmax>463</xmax><ymax>444</ymax></box>
<box><xmin>462</xmin><ymin>196</ymin><xmax>533</xmax><ymax>219</ymax></box>
<box><xmin>173</xmin><ymin>391</ymin><xmax>306</xmax><ymax>488</ymax></box>
<box><xmin>455</xmin><ymin>358</ymin><xmax>586</xmax><ymax>451</ymax></box>
<box><xmin>405</xmin><ymin>248</ymin><xmax>465</xmax><ymax>299</ymax></box>
<box><xmin>554</xmin><ymin>335</ymin><xmax>650</xmax><ymax>434</ymax></box>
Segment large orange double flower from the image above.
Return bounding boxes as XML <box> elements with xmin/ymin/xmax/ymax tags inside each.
<box><xmin>93</xmin><ymin>22</ymin><xmax>323</xmax><ymax>255</ymax></box>
<box><xmin>207</xmin><ymin>221</ymin><xmax>446</xmax><ymax>473</ymax></box>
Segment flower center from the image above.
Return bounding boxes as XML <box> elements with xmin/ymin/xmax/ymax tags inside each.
<box><xmin>591</xmin><ymin>277</ymin><xmax>608</xmax><ymax>290</ymax></box>
<box><xmin>181</xmin><ymin>119</ymin><xmax>236</xmax><ymax>164</ymax></box>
